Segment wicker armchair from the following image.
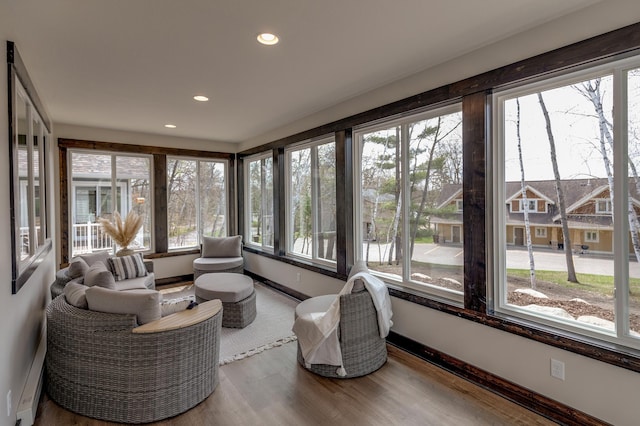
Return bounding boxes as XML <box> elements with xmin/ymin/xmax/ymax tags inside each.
<box><xmin>294</xmin><ymin>262</ymin><xmax>388</xmax><ymax>378</ymax></box>
<box><xmin>295</xmin><ymin>290</ymin><xmax>388</xmax><ymax>378</ymax></box>
<box><xmin>46</xmin><ymin>295</ymin><xmax>222</xmax><ymax>424</ymax></box>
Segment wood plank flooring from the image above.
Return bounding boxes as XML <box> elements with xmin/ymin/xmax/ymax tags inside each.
<box><xmin>35</xmin><ymin>343</ymin><xmax>556</xmax><ymax>425</ymax></box>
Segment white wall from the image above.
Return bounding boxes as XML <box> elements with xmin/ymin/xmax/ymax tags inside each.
<box><xmin>0</xmin><ymin>12</ymin><xmax>57</xmax><ymax>426</ymax></box>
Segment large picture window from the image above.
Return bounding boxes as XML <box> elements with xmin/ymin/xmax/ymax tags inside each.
<box><xmin>286</xmin><ymin>136</ymin><xmax>337</xmax><ymax>265</ymax></box>
<box><xmin>69</xmin><ymin>151</ymin><xmax>152</xmax><ymax>257</ymax></box>
<box><xmin>354</xmin><ymin>104</ymin><xmax>463</xmax><ymax>301</ymax></box>
<box><xmin>167</xmin><ymin>157</ymin><xmax>227</xmax><ymax>250</ymax></box>
<box><xmin>493</xmin><ymin>57</ymin><xmax>640</xmax><ymax>349</ymax></box>
<box><xmin>244</xmin><ymin>153</ymin><xmax>274</xmax><ymax>250</ymax></box>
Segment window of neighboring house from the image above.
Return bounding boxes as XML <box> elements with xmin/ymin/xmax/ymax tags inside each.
<box><xmin>167</xmin><ymin>157</ymin><xmax>228</xmax><ymax>250</ymax></box>
<box><xmin>511</xmin><ymin>198</ymin><xmax>544</xmax><ymax>213</ymax></box>
<box><xmin>286</xmin><ymin>136</ymin><xmax>337</xmax><ymax>265</ymax></box>
<box><xmin>585</xmin><ymin>230</ymin><xmax>599</xmax><ymax>242</ymax></box>
<box><xmin>355</xmin><ymin>104</ymin><xmax>463</xmax><ymax>302</ymax></box>
<box><xmin>245</xmin><ymin>153</ymin><xmax>274</xmax><ymax>250</ymax></box>
<box><xmin>535</xmin><ymin>227</ymin><xmax>547</xmax><ymax>238</ymax></box>
<box><xmin>456</xmin><ymin>199</ymin><xmax>463</xmax><ymax>212</ymax></box>
<box><xmin>493</xmin><ymin>56</ymin><xmax>640</xmax><ymax>350</ymax></box>
<box><xmin>596</xmin><ymin>198</ymin><xmax>613</xmax><ymax>213</ymax></box>
<box><xmin>69</xmin><ymin>151</ymin><xmax>152</xmax><ymax>257</ymax></box>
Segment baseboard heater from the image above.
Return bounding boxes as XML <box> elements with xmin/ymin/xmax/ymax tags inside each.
<box><xmin>16</xmin><ymin>328</ymin><xmax>46</xmax><ymax>426</ymax></box>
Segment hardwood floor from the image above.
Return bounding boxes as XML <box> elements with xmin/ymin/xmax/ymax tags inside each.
<box><xmin>35</xmin><ymin>343</ymin><xmax>556</xmax><ymax>425</ymax></box>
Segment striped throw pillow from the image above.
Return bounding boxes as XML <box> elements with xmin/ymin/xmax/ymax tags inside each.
<box><xmin>107</xmin><ymin>253</ymin><xmax>148</xmax><ymax>281</ymax></box>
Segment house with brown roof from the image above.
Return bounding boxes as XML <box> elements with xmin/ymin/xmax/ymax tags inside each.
<box><xmin>432</xmin><ymin>178</ymin><xmax>640</xmax><ymax>254</ymax></box>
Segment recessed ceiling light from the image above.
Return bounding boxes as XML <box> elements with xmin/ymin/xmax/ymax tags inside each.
<box><xmin>257</xmin><ymin>33</ymin><xmax>279</xmax><ymax>46</ymax></box>
<box><xmin>193</xmin><ymin>95</ymin><xmax>209</xmax><ymax>102</ymax></box>
<box><xmin>164</xmin><ymin>124</ymin><xmax>177</xmax><ymax>129</ymax></box>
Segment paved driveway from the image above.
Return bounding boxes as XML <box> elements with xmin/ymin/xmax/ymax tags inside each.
<box><xmin>362</xmin><ymin>242</ymin><xmax>640</xmax><ymax>278</ymax></box>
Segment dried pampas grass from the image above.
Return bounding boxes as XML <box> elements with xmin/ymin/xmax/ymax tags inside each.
<box><xmin>98</xmin><ymin>211</ymin><xmax>143</xmax><ymax>248</ymax></box>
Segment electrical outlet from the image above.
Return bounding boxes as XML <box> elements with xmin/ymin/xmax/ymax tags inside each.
<box><xmin>6</xmin><ymin>389</ymin><xmax>11</xmax><ymax>417</ymax></box>
<box><xmin>550</xmin><ymin>359</ymin><xmax>565</xmax><ymax>380</ymax></box>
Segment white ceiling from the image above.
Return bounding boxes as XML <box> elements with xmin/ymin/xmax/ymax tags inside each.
<box><xmin>7</xmin><ymin>0</ymin><xmax>597</xmax><ymax>144</ymax></box>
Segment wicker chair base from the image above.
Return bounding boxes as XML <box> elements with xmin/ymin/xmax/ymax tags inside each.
<box><xmin>296</xmin><ymin>290</ymin><xmax>388</xmax><ymax>378</ymax></box>
<box><xmin>197</xmin><ymin>289</ymin><xmax>256</xmax><ymax>328</ymax></box>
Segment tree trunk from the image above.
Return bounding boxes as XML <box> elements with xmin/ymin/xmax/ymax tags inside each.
<box><xmin>579</xmin><ymin>80</ymin><xmax>640</xmax><ymax>263</ymax></box>
<box><xmin>516</xmin><ymin>99</ymin><xmax>536</xmax><ymax>288</ymax></box>
<box><xmin>538</xmin><ymin>93</ymin><xmax>579</xmax><ymax>283</ymax></box>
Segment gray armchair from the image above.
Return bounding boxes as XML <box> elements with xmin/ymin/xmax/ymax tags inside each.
<box><xmin>193</xmin><ymin>235</ymin><xmax>244</xmax><ymax>279</ymax></box>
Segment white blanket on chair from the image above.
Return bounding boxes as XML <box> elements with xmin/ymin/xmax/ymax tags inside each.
<box><xmin>292</xmin><ymin>272</ymin><xmax>393</xmax><ymax>376</ymax></box>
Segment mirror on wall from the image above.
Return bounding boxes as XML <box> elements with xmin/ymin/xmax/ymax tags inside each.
<box><xmin>7</xmin><ymin>41</ymin><xmax>52</xmax><ymax>293</ymax></box>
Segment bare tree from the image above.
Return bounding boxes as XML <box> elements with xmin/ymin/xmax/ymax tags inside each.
<box><xmin>516</xmin><ymin>99</ymin><xmax>536</xmax><ymax>288</ymax></box>
<box><xmin>538</xmin><ymin>92</ymin><xmax>579</xmax><ymax>283</ymax></box>
<box><xmin>576</xmin><ymin>79</ymin><xmax>640</xmax><ymax>263</ymax></box>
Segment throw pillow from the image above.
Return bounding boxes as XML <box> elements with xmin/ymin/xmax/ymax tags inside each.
<box><xmin>64</xmin><ymin>282</ymin><xmax>89</xmax><ymax>309</ymax></box>
<box><xmin>107</xmin><ymin>253</ymin><xmax>148</xmax><ymax>281</ymax></box>
<box><xmin>79</xmin><ymin>250</ymin><xmax>110</xmax><ymax>267</ymax></box>
<box><xmin>85</xmin><ymin>287</ymin><xmax>161</xmax><ymax>325</ymax></box>
<box><xmin>67</xmin><ymin>257</ymin><xmax>89</xmax><ymax>279</ymax></box>
<box><xmin>84</xmin><ymin>261</ymin><xmax>117</xmax><ymax>289</ymax></box>
<box><xmin>160</xmin><ymin>297</ymin><xmax>193</xmax><ymax>317</ymax></box>
<box><xmin>201</xmin><ymin>235</ymin><xmax>242</xmax><ymax>258</ymax></box>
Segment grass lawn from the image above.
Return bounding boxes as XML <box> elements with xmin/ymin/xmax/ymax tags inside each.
<box><xmin>507</xmin><ymin>268</ymin><xmax>640</xmax><ymax>301</ymax></box>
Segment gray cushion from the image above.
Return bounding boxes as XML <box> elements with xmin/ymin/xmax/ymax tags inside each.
<box><xmin>64</xmin><ymin>282</ymin><xmax>89</xmax><ymax>309</ymax></box>
<box><xmin>79</xmin><ymin>251</ymin><xmax>110</xmax><ymax>266</ymax></box>
<box><xmin>115</xmin><ymin>274</ymin><xmax>155</xmax><ymax>291</ymax></box>
<box><xmin>201</xmin><ymin>235</ymin><xmax>242</xmax><ymax>258</ymax></box>
<box><xmin>85</xmin><ymin>286</ymin><xmax>161</xmax><ymax>325</ymax></box>
<box><xmin>84</xmin><ymin>261</ymin><xmax>116</xmax><ymax>289</ymax></box>
<box><xmin>107</xmin><ymin>253</ymin><xmax>148</xmax><ymax>281</ymax></box>
<box><xmin>195</xmin><ymin>273</ymin><xmax>254</xmax><ymax>303</ymax></box>
<box><xmin>193</xmin><ymin>256</ymin><xmax>244</xmax><ymax>272</ymax></box>
<box><xmin>67</xmin><ymin>257</ymin><xmax>89</xmax><ymax>279</ymax></box>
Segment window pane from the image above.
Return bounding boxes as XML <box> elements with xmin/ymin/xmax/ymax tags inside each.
<box><xmin>167</xmin><ymin>158</ymin><xmax>197</xmax><ymax>249</ymax></box>
<box><xmin>627</xmin><ymin>67</ymin><xmax>640</xmax><ymax>337</ymax></box>
<box><xmin>410</xmin><ymin>111</ymin><xmax>463</xmax><ymax>294</ymax></box>
<box><xmin>16</xmin><ymin>95</ymin><xmax>28</xmax><ymax>261</ymax></box>
<box><xmin>263</xmin><ymin>157</ymin><xmax>274</xmax><ymax>247</ymax></box>
<box><xmin>199</xmin><ymin>161</ymin><xmax>227</xmax><ymax>237</ymax></box>
<box><xmin>116</xmin><ymin>156</ymin><xmax>151</xmax><ymax>251</ymax></box>
<box><xmin>361</xmin><ymin>126</ymin><xmax>402</xmax><ymax>279</ymax></box>
<box><xmin>289</xmin><ymin>148</ymin><xmax>312</xmax><ymax>258</ymax></box>
<box><xmin>246</xmin><ymin>156</ymin><xmax>273</xmax><ymax>248</ymax></box>
<box><xmin>70</xmin><ymin>153</ymin><xmax>114</xmax><ymax>257</ymax></box>
<box><xmin>317</xmin><ymin>142</ymin><xmax>336</xmax><ymax>262</ymax></box>
<box><xmin>502</xmin><ymin>75</ymin><xmax>617</xmax><ymax>332</ymax></box>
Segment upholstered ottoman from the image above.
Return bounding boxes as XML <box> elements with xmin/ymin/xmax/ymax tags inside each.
<box><xmin>195</xmin><ymin>273</ymin><xmax>256</xmax><ymax>328</ymax></box>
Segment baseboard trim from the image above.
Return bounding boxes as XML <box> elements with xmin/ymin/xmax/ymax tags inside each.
<box><xmin>387</xmin><ymin>332</ymin><xmax>608</xmax><ymax>426</ymax></box>
<box><xmin>244</xmin><ymin>270</ymin><xmax>309</xmax><ymax>301</ymax></box>
<box><xmin>155</xmin><ymin>274</ymin><xmax>194</xmax><ymax>287</ymax></box>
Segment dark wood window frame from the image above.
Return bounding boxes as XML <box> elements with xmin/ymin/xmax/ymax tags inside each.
<box><xmin>238</xmin><ymin>21</ymin><xmax>640</xmax><ymax>373</ymax></box>
<box><xmin>58</xmin><ymin>139</ymin><xmax>234</xmax><ymax>266</ymax></box>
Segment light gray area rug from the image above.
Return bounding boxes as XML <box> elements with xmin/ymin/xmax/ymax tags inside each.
<box><xmin>160</xmin><ymin>281</ymin><xmax>299</xmax><ymax>365</ymax></box>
